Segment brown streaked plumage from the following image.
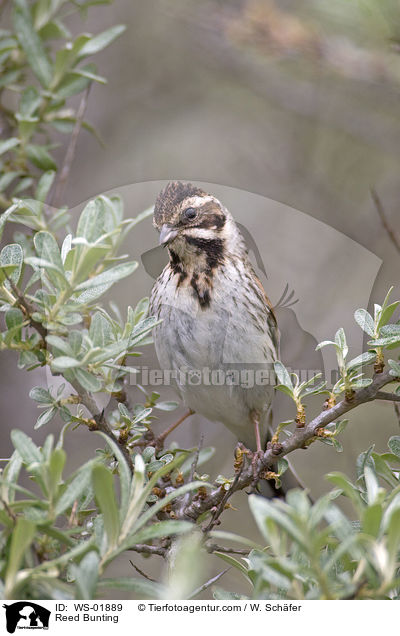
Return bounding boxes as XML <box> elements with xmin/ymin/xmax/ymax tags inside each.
<box><xmin>150</xmin><ymin>180</ymin><xmax>279</xmax><ymax>453</ymax></box>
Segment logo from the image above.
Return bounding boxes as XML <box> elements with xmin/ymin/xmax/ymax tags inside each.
<box><xmin>2</xmin><ymin>603</ymin><xmax>50</xmax><ymax>634</ymax></box>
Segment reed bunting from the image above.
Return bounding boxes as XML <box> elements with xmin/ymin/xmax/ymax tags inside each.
<box><xmin>149</xmin><ymin>181</ymin><xmax>283</xmax><ymax>457</ymax></box>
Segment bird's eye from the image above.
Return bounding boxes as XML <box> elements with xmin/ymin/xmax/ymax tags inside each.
<box><xmin>183</xmin><ymin>207</ymin><xmax>197</xmax><ymax>221</ymax></box>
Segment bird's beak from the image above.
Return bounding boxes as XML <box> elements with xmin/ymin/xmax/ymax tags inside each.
<box><xmin>159</xmin><ymin>224</ymin><xmax>178</xmax><ymax>247</ymax></box>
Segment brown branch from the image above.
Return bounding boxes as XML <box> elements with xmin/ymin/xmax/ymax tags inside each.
<box><xmin>371</xmin><ymin>189</ymin><xmax>400</xmax><ymax>255</ymax></box>
<box><xmin>375</xmin><ymin>390</ymin><xmax>400</xmax><ymax>403</ymax></box>
<box><xmin>129</xmin><ymin>559</ymin><xmax>157</xmax><ymax>582</ymax></box>
<box><xmin>4</xmin><ymin>274</ymin><xmax>47</xmax><ymax>343</ymax></box>
<box><xmin>394</xmin><ymin>403</ymin><xmax>400</xmax><ymax>428</ymax></box>
<box><xmin>127</xmin><ymin>543</ymin><xmax>167</xmax><ymax>557</ymax></box>
<box><xmin>205</xmin><ymin>544</ymin><xmax>250</xmax><ymax>556</ymax></box>
<box><xmin>51</xmin><ymin>85</ymin><xmax>91</xmax><ymax>208</ymax></box>
<box><xmin>182</xmin><ymin>369</ymin><xmax>397</xmax><ymax>522</ymax></box>
<box><xmin>156</xmin><ymin>408</ymin><xmax>194</xmax><ymax>448</ymax></box>
<box><xmin>69</xmin><ymin>379</ymin><xmax>134</xmax><ymax>473</ymax></box>
<box><xmin>188</xmin><ymin>568</ymin><xmax>230</xmax><ymax>599</ymax></box>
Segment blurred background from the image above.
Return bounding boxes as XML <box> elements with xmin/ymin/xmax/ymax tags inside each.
<box><xmin>1</xmin><ymin>0</ymin><xmax>400</xmax><ymax>597</ymax></box>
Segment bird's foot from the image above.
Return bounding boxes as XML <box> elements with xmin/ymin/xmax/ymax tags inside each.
<box><xmin>251</xmin><ymin>449</ymin><xmax>264</xmax><ymax>487</ymax></box>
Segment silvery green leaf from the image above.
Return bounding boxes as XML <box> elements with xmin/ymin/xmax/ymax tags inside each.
<box><xmin>13</xmin><ymin>0</ymin><xmax>53</xmax><ymax>87</ymax></box>
<box><xmin>29</xmin><ymin>386</ymin><xmax>52</xmax><ymax>404</ymax></box>
<box><xmin>74</xmin><ymin>261</ymin><xmax>138</xmax><ymax>291</ymax></box>
<box><xmin>335</xmin><ymin>328</ymin><xmax>348</xmax><ymax>358</ymax></box>
<box><xmin>26</xmin><ymin>144</ymin><xmax>57</xmax><ymax>170</ymax></box>
<box><xmin>388</xmin><ymin>359</ymin><xmax>400</xmax><ymax>377</ymax></box>
<box><xmin>388</xmin><ymin>436</ymin><xmax>400</xmax><ymax>459</ymax></box>
<box><xmin>315</xmin><ymin>339</ymin><xmax>336</xmax><ymax>351</ymax></box>
<box><xmin>154</xmin><ymin>401</ymin><xmax>179</xmax><ymax>411</ymax></box>
<box><xmin>34</xmin><ymin>406</ymin><xmax>57</xmax><ymax>429</ymax></box>
<box><xmin>51</xmin><ymin>356</ymin><xmax>82</xmax><ymax>371</ymax></box>
<box><xmin>346</xmin><ymin>351</ymin><xmax>376</xmax><ymax>371</ymax></box>
<box><xmin>274</xmin><ymin>361</ymin><xmax>293</xmax><ymax>390</ymax></box>
<box><xmin>0</xmin><ymin>243</ymin><xmax>23</xmax><ymax>285</ymax></box>
<box><xmin>0</xmin><ymin>137</ymin><xmax>19</xmax><ymax>155</ymax></box>
<box><xmin>89</xmin><ymin>311</ymin><xmax>114</xmax><ymax>347</ymax></box>
<box><xmin>77</xmin><ymin>25</ymin><xmax>126</xmax><ymax>58</ymax></box>
<box><xmin>35</xmin><ymin>170</ymin><xmax>55</xmax><ymax>203</ymax></box>
<box><xmin>368</xmin><ymin>336</ymin><xmax>400</xmax><ymax>347</ymax></box>
<box><xmin>354</xmin><ymin>308</ymin><xmax>375</xmax><ymax>336</ymax></box>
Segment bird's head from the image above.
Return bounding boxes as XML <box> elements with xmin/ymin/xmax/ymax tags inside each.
<box><xmin>153</xmin><ymin>181</ymin><xmax>244</xmax><ymax>265</ymax></box>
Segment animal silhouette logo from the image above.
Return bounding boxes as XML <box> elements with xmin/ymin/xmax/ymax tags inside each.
<box><xmin>2</xmin><ymin>602</ymin><xmax>50</xmax><ymax>633</ymax></box>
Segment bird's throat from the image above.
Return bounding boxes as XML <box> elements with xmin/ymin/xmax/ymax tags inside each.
<box><xmin>168</xmin><ymin>237</ymin><xmax>225</xmax><ymax>309</ymax></box>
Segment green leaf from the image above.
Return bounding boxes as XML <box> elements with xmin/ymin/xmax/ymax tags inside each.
<box><xmin>26</xmin><ymin>144</ymin><xmax>57</xmax><ymax>171</ymax></box>
<box><xmin>346</xmin><ymin>351</ymin><xmax>376</xmax><ymax>371</ymax></box>
<box><xmin>73</xmin><ymin>368</ymin><xmax>102</xmax><ymax>392</ymax></box>
<box><xmin>34</xmin><ymin>406</ymin><xmax>57</xmax><ymax>429</ymax></box>
<box><xmin>5</xmin><ymin>517</ymin><xmax>36</xmax><ymax>597</ymax></box>
<box><xmin>51</xmin><ymin>356</ymin><xmax>82</xmax><ymax>371</ymax></box>
<box><xmin>129</xmin><ymin>520</ymin><xmax>194</xmax><ymax>545</ymax></box>
<box><xmin>95</xmin><ymin>432</ymin><xmax>131</xmax><ymax>524</ymax></box>
<box><xmin>154</xmin><ymin>400</ymin><xmax>179</xmax><ymax>411</ymax></box>
<box><xmin>89</xmin><ymin>311</ymin><xmax>114</xmax><ymax>347</ymax></box>
<box><xmin>388</xmin><ymin>436</ymin><xmax>400</xmax><ymax>458</ymax></box>
<box><xmin>362</xmin><ymin>503</ymin><xmax>383</xmax><ymax>537</ymax></box>
<box><xmin>389</xmin><ymin>359</ymin><xmax>400</xmax><ymax>377</ymax></box>
<box><xmin>92</xmin><ymin>464</ymin><xmax>120</xmax><ymax>547</ymax></box>
<box><xmin>335</xmin><ymin>328</ymin><xmax>348</xmax><ymax>358</ymax></box>
<box><xmin>56</xmin><ymin>67</ymin><xmax>92</xmax><ymax>98</ymax></box>
<box><xmin>0</xmin><ymin>243</ymin><xmax>23</xmax><ymax>285</ymax></box>
<box><xmin>11</xmin><ymin>429</ymin><xmax>42</xmax><ymax>466</ymax></box>
<box><xmin>325</xmin><ymin>472</ymin><xmax>363</xmax><ymax>511</ymax></box>
<box><xmin>76</xmin><ymin>197</ymin><xmax>106</xmax><ymax>242</ymax></box>
<box><xmin>55</xmin><ymin>461</ymin><xmax>94</xmax><ymax>516</ymax></box>
<box><xmin>72</xmin><ymin>550</ymin><xmax>100</xmax><ymax>599</ymax></box>
<box><xmin>35</xmin><ymin>170</ymin><xmax>55</xmax><ymax>202</ymax></box>
<box><xmin>29</xmin><ymin>386</ymin><xmax>52</xmax><ymax>404</ymax></box>
<box><xmin>354</xmin><ymin>308</ymin><xmax>375</xmax><ymax>336</ymax></box>
<box><xmin>0</xmin><ymin>137</ymin><xmax>20</xmax><ymax>155</ymax></box>
<box><xmin>273</xmin><ymin>361</ymin><xmax>293</xmax><ymax>390</ymax></box>
<box><xmin>74</xmin><ymin>261</ymin><xmax>138</xmax><ymax>291</ymax></box>
<box><xmin>98</xmin><ymin>577</ymin><xmax>165</xmax><ymax>598</ymax></box>
<box><xmin>13</xmin><ymin>0</ymin><xmax>53</xmax><ymax>87</ymax></box>
<box><xmin>77</xmin><ymin>25</ymin><xmax>126</xmax><ymax>58</ymax></box>
<box><xmin>0</xmin><ymin>204</ymin><xmax>21</xmax><ymax>241</ymax></box>
<box><xmin>249</xmin><ymin>494</ymin><xmax>306</xmax><ymax>548</ymax></box>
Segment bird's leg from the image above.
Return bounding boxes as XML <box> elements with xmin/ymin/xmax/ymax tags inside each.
<box><xmin>154</xmin><ymin>409</ymin><xmax>194</xmax><ymax>451</ymax></box>
<box><xmin>250</xmin><ymin>409</ymin><xmax>264</xmax><ymax>483</ymax></box>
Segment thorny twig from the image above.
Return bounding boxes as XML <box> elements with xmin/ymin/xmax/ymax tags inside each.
<box><xmin>51</xmin><ymin>85</ymin><xmax>91</xmax><ymax>208</ymax></box>
<box><xmin>69</xmin><ymin>379</ymin><xmax>134</xmax><ymax>473</ymax></box>
<box><xmin>205</xmin><ymin>544</ymin><xmax>250</xmax><ymax>556</ymax></box>
<box><xmin>4</xmin><ymin>274</ymin><xmax>47</xmax><ymax>343</ymax></box>
<box><xmin>371</xmin><ymin>188</ymin><xmax>400</xmax><ymax>255</ymax></box>
<box><xmin>129</xmin><ymin>560</ymin><xmax>157</xmax><ymax>583</ymax></box>
<box><xmin>188</xmin><ymin>568</ymin><xmax>230</xmax><ymax>599</ymax></box>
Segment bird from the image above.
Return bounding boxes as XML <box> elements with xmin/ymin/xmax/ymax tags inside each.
<box><xmin>149</xmin><ymin>181</ymin><xmax>302</xmax><ymax>492</ymax></box>
<box><xmin>149</xmin><ymin>180</ymin><xmax>278</xmax><ymax>447</ymax></box>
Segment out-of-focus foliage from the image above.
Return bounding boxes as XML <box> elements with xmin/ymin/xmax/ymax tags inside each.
<box><xmin>0</xmin><ymin>0</ymin><xmax>125</xmax><ymax>209</ymax></box>
<box><xmin>212</xmin><ymin>436</ymin><xmax>400</xmax><ymax>600</ymax></box>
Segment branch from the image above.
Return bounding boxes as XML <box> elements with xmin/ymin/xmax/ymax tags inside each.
<box><xmin>51</xmin><ymin>85</ymin><xmax>91</xmax><ymax>208</ymax></box>
<box><xmin>188</xmin><ymin>568</ymin><xmax>230</xmax><ymax>599</ymax></box>
<box><xmin>394</xmin><ymin>403</ymin><xmax>400</xmax><ymax>428</ymax></box>
<box><xmin>4</xmin><ymin>274</ymin><xmax>47</xmax><ymax>343</ymax></box>
<box><xmin>127</xmin><ymin>543</ymin><xmax>167</xmax><ymax>557</ymax></box>
<box><xmin>371</xmin><ymin>188</ymin><xmax>400</xmax><ymax>255</ymax></box>
<box><xmin>69</xmin><ymin>379</ymin><xmax>134</xmax><ymax>473</ymax></box>
<box><xmin>205</xmin><ymin>544</ymin><xmax>250</xmax><ymax>556</ymax></box>
<box><xmin>182</xmin><ymin>369</ymin><xmax>398</xmax><ymax>522</ymax></box>
<box><xmin>375</xmin><ymin>390</ymin><xmax>400</xmax><ymax>403</ymax></box>
<box><xmin>129</xmin><ymin>560</ymin><xmax>157</xmax><ymax>582</ymax></box>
